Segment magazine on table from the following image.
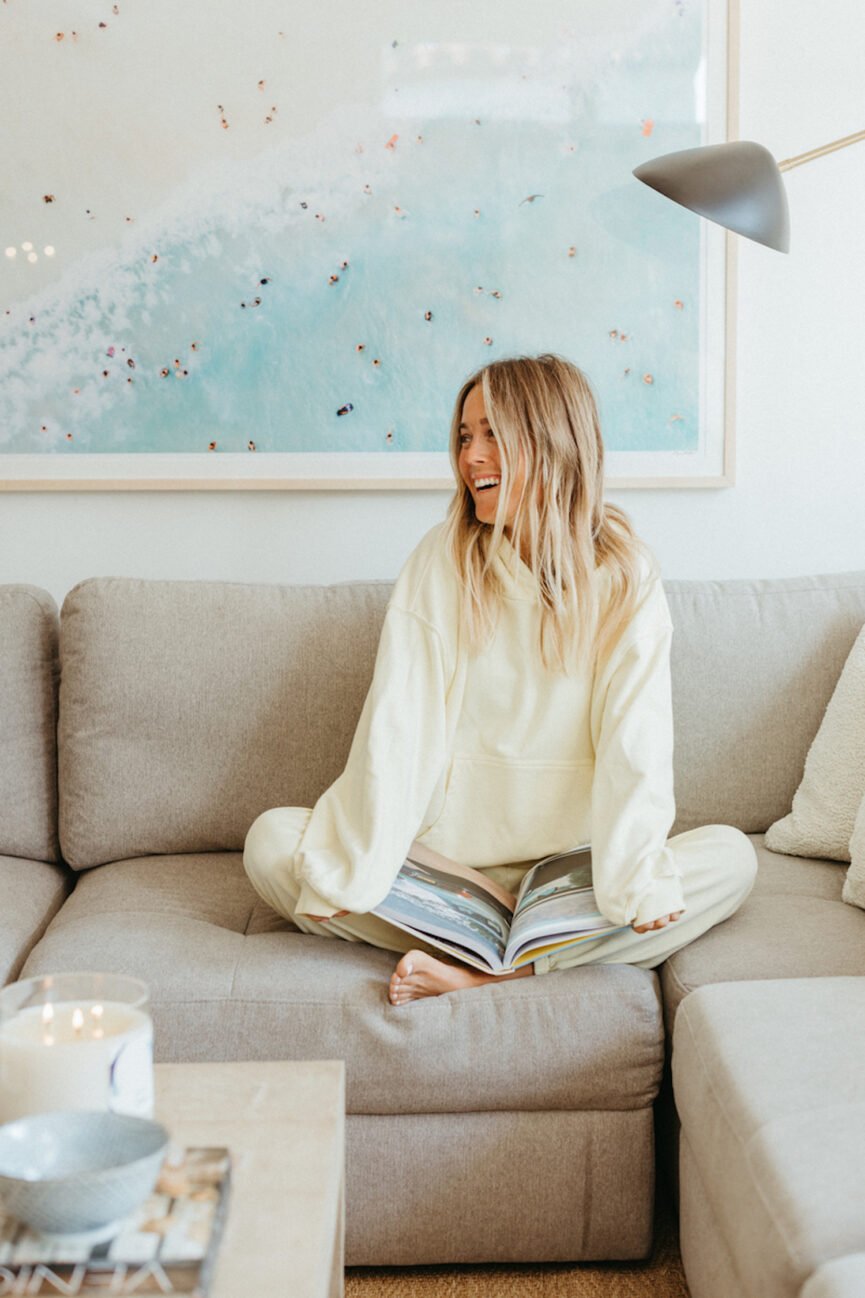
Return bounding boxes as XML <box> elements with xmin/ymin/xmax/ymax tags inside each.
<box><xmin>371</xmin><ymin>840</ymin><xmax>629</xmax><ymax>974</ymax></box>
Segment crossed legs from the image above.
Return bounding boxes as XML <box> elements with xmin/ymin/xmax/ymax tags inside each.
<box><xmin>243</xmin><ymin>810</ymin><xmax>758</xmax><ymax>1003</ymax></box>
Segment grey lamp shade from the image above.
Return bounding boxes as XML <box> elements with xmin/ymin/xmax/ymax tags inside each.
<box><xmin>633</xmin><ymin>141</ymin><xmax>790</xmax><ymax>253</ymax></box>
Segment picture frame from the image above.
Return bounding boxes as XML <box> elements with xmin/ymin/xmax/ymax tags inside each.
<box><xmin>0</xmin><ymin>0</ymin><xmax>736</xmax><ymax>491</ymax></box>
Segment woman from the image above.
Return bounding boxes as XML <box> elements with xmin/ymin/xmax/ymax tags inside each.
<box><xmin>243</xmin><ymin>354</ymin><xmax>757</xmax><ymax>1005</ymax></box>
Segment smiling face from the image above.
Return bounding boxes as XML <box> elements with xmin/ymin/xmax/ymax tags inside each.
<box><xmin>457</xmin><ymin>384</ymin><xmax>528</xmax><ymax>534</ymax></box>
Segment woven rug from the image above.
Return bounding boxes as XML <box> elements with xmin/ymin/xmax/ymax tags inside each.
<box><xmin>346</xmin><ymin>1185</ymin><xmax>689</xmax><ymax>1297</ymax></box>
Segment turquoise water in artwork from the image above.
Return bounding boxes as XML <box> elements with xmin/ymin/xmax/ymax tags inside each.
<box><xmin>0</xmin><ymin>3</ymin><xmax>703</xmax><ymax>454</ymax></box>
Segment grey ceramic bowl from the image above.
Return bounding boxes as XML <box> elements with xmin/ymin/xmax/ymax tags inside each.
<box><xmin>0</xmin><ymin>1111</ymin><xmax>170</xmax><ymax>1235</ymax></box>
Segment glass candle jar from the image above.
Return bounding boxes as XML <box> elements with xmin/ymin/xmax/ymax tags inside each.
<box><xmin>0</xmin><ymin>972</ymin><xmax>154</xmax><ymax>1124</ymax></box>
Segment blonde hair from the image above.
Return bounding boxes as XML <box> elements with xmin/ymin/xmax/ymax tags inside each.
<box><xmin>441</xmin><ymin>353</ymin><xmax>655</xmax><ymax>676</ymax></box>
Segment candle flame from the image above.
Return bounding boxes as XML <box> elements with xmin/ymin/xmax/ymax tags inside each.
<box><xmin>72</xmin><ymin>1007</ymin><xmax>84</xmax><ymax>1034</ymax></box>
<box><xmin>40</xmin><ymin>1003</ymin><xmax>56</xmax><ymax>1045</ymax></box>
<box><xmin>91</xmin><ymin>1004</ymin><xmax>104</xmax><ymax>1019</ymax></box>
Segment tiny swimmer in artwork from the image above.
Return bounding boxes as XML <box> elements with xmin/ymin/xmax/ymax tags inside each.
<box><xmin>243</xmin><ymin>355</ymin><xmax>758</xmax><ymax>1004</ymax></box>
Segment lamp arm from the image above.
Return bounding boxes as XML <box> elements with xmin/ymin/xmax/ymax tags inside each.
<box><xmin>778</xmin><ymin>127</ymin><xmax>865</xmax><ymax>173</ymax></box>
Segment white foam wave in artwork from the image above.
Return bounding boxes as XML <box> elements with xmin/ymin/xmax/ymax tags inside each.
<box><xmin>0</xmin><ymin>99</ymin><xmax>399</xmax><ymax>449</ymax></box>
<box><xmin>0</xmin><ymin>0</ymin><xmax>704</xmax><ymax>456</ymax></box>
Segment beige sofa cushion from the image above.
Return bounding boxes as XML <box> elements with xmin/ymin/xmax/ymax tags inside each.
<box><xmin>59</xmin><ymin>576</ymin><xmax>391</xmax><ymax>867</ymax></box>
<box><xmin>674</xmin><ymin>978</ymin><xmax>865</xmax><ymax>1298</ymax></box>
<box><xmin>21</xmin><ymin>853</ymin><xmax>665</xmax><ymax>1116</ymax></box>
<box><xmin>0</xmin><ymin>585</ymin><xmax>60</xmax><ymax>863</ymax></box>
<box><xmin>661</xmin><ymin>834</ymin><xmax>865</xmax><ymax>1028</ymax></box>
<box><xmin>765</xmin><ymin>620</ymin><xmax>865</xmax><ymax>861</ymax></box>
<box><xmin>664</xmin><ymin>570</ymin><xmax>865</xmax><ymax>837</ymax></box>
<box><xmin>58</xmin><ymin>570</ymin><xmax>865</xmax><ymax>867</ymax></box>
<box><xmin>0</xmin><ymin>855</ymin><xmax>71</xmax><ymax>984</ymax></box>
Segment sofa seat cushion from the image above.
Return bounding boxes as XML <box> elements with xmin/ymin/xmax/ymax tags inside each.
<box><xmin>21</xmin><ymin>854</ymin><xmax>665</xmax><ymax>1116</ymax></box>
<box><xmin>0</xmin><ymin>855</ymin><xmax>71</xmax><ymax>984</ymax></box>
<box><xmin>661</xmin><ymin>835</ymin><xmax>865</xmax><ymax>1027</ymax></box>
<box><xmin>674</xmin><ymin>978</ymin><xmax>865</xmax><ymax>1298</ymax></box>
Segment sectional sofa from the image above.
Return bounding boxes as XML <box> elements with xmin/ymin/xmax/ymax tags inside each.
<box><xmin>2</xmin><ymin>566</ymin><xmax>865</xmax><ymax>1295</ymax></box>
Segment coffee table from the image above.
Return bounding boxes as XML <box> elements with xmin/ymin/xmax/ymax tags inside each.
<box><xmin>154</xmin><ymin>1059</ymin><xmax>345</xmax><ymax>1298</ymax></box>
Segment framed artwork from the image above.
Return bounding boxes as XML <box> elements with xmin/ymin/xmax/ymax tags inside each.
<box><xmin>0</xmin><ymin>0</ymin><xmax>736</xmax><ymax>491</ymax></box>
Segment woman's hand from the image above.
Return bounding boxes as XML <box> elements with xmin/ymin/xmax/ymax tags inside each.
<box><xmin>307</xmin><ymin>910</ymin><xmax>350</xmax><ymax>922</ymax></box>
<box><xmin>631</xmin><ymin>910</ymin><xmax>684</xmax><ymax>934</ymax></box>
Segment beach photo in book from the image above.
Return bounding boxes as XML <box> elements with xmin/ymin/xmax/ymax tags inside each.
<box><xmin>372</xmin><ymin>843</ymin><xmax>630</xmax><ymax>974</ymax></box>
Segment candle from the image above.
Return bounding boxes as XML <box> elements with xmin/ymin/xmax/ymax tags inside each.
<box><xmin>0</xmin><ymin>978</ymin><xmax>154</xmax><ymax>1125</ymax></box>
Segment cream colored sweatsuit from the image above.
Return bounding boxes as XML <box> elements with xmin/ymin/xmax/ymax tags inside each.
<box><xmin>243</xmin><ymin>523</ymin><xmax>757</xmax><ymax>973</ymax></box>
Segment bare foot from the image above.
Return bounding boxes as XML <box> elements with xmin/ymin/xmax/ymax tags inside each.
<box><xmin>388</xmin><ymin>949</ymin><xmax>532</xmax><ymax>1005</ymax></box>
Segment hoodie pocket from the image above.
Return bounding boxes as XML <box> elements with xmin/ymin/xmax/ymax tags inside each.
<box><xmin>421</xmin><ymin>753</ymin><xmax>594</xmax><ymax>866</ymax></box>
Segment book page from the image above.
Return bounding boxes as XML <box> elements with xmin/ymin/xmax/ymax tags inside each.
<box><xmin>404</xmin><ymin>839</ymin><xmax>517</xmax><ymax>909</ymax></box>
<box><xmin>504</xmin><ymin>845</ymin><xmax>622</xmax><ymax>966</ymax></box>
<box><xmin>372</xmin><ymin>855</ymin><xmax>516</xmax><ymax>972</ymax></box>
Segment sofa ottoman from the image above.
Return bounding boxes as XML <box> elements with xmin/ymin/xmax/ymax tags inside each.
<box><xmin>673</xmin><ymin>978</ymin><xmax>865</xmax><ymax>1298</ymax></box>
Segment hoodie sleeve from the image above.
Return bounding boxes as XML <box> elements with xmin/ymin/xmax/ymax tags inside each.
<box><xmin>293</xmin><ymin>604</ymin><xmax>449</xmax><ymax>918</ymax></box>
<box><xmin>588</xmin><ymin>572</ymin><xmax>684</xmax><ymax>928</ymax></box>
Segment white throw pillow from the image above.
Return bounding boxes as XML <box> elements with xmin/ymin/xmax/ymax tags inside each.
<box><xmin>765</xmin><ymin>620</ymin><xmax>865</xmax><ymax>861</ymax></box>
<box><xmin>842</xmin><ymin>791</ymin><xmax>865</xmax><ymax>909</ymax></box>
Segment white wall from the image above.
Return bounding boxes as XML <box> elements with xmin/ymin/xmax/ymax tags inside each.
<box><xmin>2</xmin><ymin>0</ymin><xmax>864</xmax><ymax>605</ymax></box>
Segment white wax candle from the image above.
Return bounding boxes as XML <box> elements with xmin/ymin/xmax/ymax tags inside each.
<box><xmin>0</xmin><ymin>1000</ymin><xmax>154</xmax><ymax>1123</ymax></box>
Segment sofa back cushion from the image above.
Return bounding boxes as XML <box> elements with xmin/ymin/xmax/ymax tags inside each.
<box><xmin>58</xmin><ymin>568</ymin><xmax>865</xmax><ymax>867</ymax></box>
<box><xmin>0</xmin><ymin>585</ymin><xmax>60</xmax><ymax>863</ymax></box>
<box><xmin>666</xmin><ymin>569</ymin><xmax>865</xmax><ymax>835</ymax></box>
<box><xmin>59</xmin><ymin>576</ymin><xmax>391</xmax><ymax>867</ymax></box>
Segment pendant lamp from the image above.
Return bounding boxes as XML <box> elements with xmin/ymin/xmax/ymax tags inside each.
<box><xmin>633</xmin><ymin>129</ymin><xmax>865</xmax><ymax>252</ymax></box>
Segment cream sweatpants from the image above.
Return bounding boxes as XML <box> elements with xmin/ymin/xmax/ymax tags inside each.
<box><xmin>242</xmin><ymin>808</ymin><xmax>758</xmax><ymax>975</ymax></box>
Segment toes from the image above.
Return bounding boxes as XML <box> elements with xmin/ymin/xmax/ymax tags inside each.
<box><xmin>389</xmin><ymin>973</ymin><xmax>422</xmax><ymax>1006</ymax></box>
<box><xmin>390</xmin><ymin>974</ymin><xmax>416</xmax><ymax>1005</ymax></box>
<box><xmin>389</xmin><ymin>953</ymin><xmax>425</xmax><ymax>1005</ymax></box>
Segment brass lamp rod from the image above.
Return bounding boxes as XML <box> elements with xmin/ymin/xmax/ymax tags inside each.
<box><xmin>779</xmin><ymin>127</ymin><xmax>865</xmax><ymax>172</ymax></box>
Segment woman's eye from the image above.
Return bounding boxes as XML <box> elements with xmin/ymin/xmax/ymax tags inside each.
<box><xmin>459</xmin><ymin>431</ymin><xmax>495</xmax><ymax>444</ymax></box>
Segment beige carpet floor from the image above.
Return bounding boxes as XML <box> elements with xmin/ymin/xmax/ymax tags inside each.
<box><xmin>346</xmin><ymin>1185</ymin><xmax>689</xmax><ymax>1297</ymax></box>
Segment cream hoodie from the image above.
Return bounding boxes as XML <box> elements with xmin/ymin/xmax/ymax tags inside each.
<box><xmin>294</xmin><ymin>521</ymin><xmax>685</xmax><ymax>929</ymax></box>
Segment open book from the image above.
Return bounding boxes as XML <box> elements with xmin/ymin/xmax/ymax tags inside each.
<box><xmin>371</xmin><ymin>840</ymin><xmax>629</xmax><ymax>974</ymax></box>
